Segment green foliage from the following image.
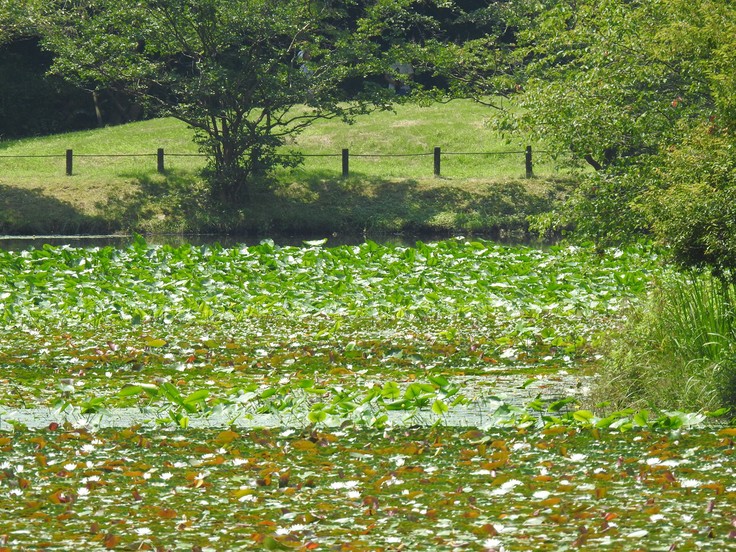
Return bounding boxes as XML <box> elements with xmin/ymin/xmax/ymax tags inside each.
<box><xmin>504</xmin><ymin>0</ymin><xmax>736</xmax><ymax>265</ymax></box>
<box><xmin>38</xmin><ymin>0</ymin><xmax>396</xmax><ymax>200</ymax></box>
<box><xmin>642</xmin><ymin>127</ymin><xmax>736</xmax><ymax>280</ymax></box>
<box><xmin>0</xmin><ymin>38</ymin><xmax>97</xmax><ymax>139</ymax></box>
<box><xmin>593</xmin><ymin>271</ymin><xmax>736</xmax><ymax>412</ymax></box>
<box><xmin>530</xmin><ymin>168</ymin><xmax>650</xmax><ymax>246</ymax></box>
<box><xmin>506</xmin><ymin>0</ymin><xmax>736</xmax><ymax>169</ymax></box>
<box><xmin>0</xmin><ymin>0</ymin><xmax>40</xmax><ymax>44</ymax></box>
<box><xmin>400</xmin><ymin>0</ymin><xmax>518</xmax><ymax>102</ymax></box>
<box><xmin>0</xmin><ymin>1</ymin><xmax>105</xmax><ymax>139</ymax></box>
<box><xmin>0</xmin><ymin>239</ymin><xmax>661</xmax><ymax>412</ymax></box>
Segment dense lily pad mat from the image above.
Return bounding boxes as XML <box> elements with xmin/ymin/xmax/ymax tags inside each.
<box><xmin>0</xmin><ymin>240</ymin><xmax>731</xmax><ymax>550</ymax></box>
<box><xmin>0</xmin><ymin>238</ymin><xmax>661</xmax><ymax>414</ymax></box>
<box><xmin>1</xmin><ymin>425</ymin><xmax>735</xmax><ymax>551</ymax></box>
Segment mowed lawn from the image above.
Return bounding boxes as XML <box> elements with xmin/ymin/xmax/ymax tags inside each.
<box><xmin>0</xmin><ymin>100</ymin><xmax>569</xmax><ymax>235</ymax></box>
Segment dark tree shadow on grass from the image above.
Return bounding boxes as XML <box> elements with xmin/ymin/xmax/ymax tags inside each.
<box><xmin>244</xmin><ymin>170</ymin><xmax>569</xmax><ymax>240</ymax></box>
<box><xmin>96</xmin><ymin>169</ymin><xmax>215</xmax><ymax>234</ymax></box>
<box><xmin>95</xmin><ymin>166</ymin><xmax>571</xmax><ymax>239</ymax></box>
<box><xmin>0</xmin><ymin>184</ymin><xmax>109</xmax><ymax>234</ymax></box>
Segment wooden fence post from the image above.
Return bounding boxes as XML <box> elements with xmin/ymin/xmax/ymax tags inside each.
<box><xmin>525</xmin><ymin>145</ymin><xmax>533</xmax><ymax>178</ymax></box>
<box><xmin>157</xmin><ymin>148</ymin><xmax>165</xmax><ymax>173</ymax></box>
<box><xmin>66</xmin><ymin>149</ymin><xmax>73</xmax><ymax>176</ymax></box>
<box><xmin>434</xmin><ymin>146</ymin><xmax>441</xmax><ymax>176</ymax></box>
<box><xmin>342</xmin><ymin>148</ymin><xmax>349</xmax><ymax>177</ymax></box>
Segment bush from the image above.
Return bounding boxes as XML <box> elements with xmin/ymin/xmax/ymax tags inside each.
<box><xmin>527</xmin><ymin>165</ymin><xmax>652</xmax><ymax>247</ymax></box>
<box><xmin>642</xmin><ymin>126</ymin><xmax>736</xmax><ymax>280</ymax></box>
<box><xmin>591</xmin><ymin>271</ymin><xmax>736</xmax><ymax>412</ymax></box>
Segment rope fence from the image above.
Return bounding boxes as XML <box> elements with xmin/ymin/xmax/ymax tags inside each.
<box><xmin>0</xmin><ymin>146</ymin><xmax>543</xmax><ymax>178</ymax></box>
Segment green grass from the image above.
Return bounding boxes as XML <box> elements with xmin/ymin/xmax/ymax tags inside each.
<box><xmin>284</xmin><ymin>100</ymin><xmax>552</xmax><ymax>180</ymax></box>
<box><xmin>0</xmin><ymin>100</ymin><xmax>572</xmax><ymax>236</ymax></box>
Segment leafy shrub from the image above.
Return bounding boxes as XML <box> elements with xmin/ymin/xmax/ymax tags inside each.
<box><xmin>529</xmin><ymin>167</ymin><xmax>651</xmax><ymax>247</ymax></box>
<box><xmin>592</xmin><ymin>270</ymin><xmax>736</xmax><ymax>412</ymax></box>
<box><xmin>642</xmin><ymin>127</ymin><xmax>736</xmax><ymax>280</ymax></box>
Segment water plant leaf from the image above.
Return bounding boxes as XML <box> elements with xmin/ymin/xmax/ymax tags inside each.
<box><xmin>432</xmin><ymin>399</ymin><xmax>449</xmax><ymax>416</ymax></box>
<box><xmin>143</xmin><ymin>338</ymin><xmax>167</xmax><ymax>348</ymax></box>
<box><xmin>0</xmin><ymin>239</ymin><xmax>696</xmax><ymax>549</ymax></box>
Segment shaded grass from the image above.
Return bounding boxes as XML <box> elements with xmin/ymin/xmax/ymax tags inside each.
<box><xmin>87</xmin><ymin>171</ymin><xmax>571</xmax><ymax>239</ymax></box>
<box><xmin>0</xmin><ymin>183</ymin><xmax>109</xmax><ymax>234</ymax></box>
<box><xmin>0</xmin><ymin>100</ymin><xmax>572</xmax><ymax>235</ymax></box>
<box><xmin>252</xmin><ymin>173</ymin><xmax>569</xmax><ymax>238</ymax></box>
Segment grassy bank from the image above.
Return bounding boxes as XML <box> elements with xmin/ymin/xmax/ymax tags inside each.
<box><xmin>0</xmin><ymin>100</ymin><xmax>572</xmax><ymax>236</ymax></box>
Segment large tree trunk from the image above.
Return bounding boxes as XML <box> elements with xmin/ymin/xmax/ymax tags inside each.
<box><xmin>92</xmin><ymin>90</ymin><xmax>103</xmax><ymax>127</ymax></box>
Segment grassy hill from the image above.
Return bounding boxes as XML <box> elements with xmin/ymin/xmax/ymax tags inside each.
<box><xmin>0</xmin><ymin>100</ymin><xmax>573</xmax><ymax>237</ymax></box>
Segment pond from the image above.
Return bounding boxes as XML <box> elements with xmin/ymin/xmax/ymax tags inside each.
<box><xmin>0</xmin><ymin>237</ymin><xmax>657</xmax><ymax>428</ymax></box>
<box><xmin>0</xmin><ymin>372</ymin><xmax>590</xmax><ymax>431</ymax></box>
<box><xmin>0</xmin><ymin>232</ymin><xmax>421</xmax><ymax>251</ymax></box>
<box><xmin>7</xmin><ymin>237</ymin><xmax>723</xmax><ymax>552</ymax></box>
<box><xmin>0</xmin><ymin>231</ymin><xmax>547</xmax><ymax>251</ymax></box>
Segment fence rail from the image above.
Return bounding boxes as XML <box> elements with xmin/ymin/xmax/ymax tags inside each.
<box><xmin>0</xmin><ymin>146</ymin><xmax>541</xmax><ymax>178</ymax></box>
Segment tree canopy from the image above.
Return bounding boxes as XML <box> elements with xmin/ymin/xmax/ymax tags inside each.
<box><xmin>38</xmin><ymin>0</ymin><xmax>416</xmax><ymax>199</ymax></box>
<box><xmin>0</xmin><ymin>0</ymin><xmax>38</xmax><ymax>44</ymax></box>
<box><xmin>498</xmin><ymin>0</ymin><xmax>736</xmax><ymax>276</ymax></box>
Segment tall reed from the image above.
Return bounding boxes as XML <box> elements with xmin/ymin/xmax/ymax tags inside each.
<box><xmin>592</xmin><ymin>271</ymin><xmax>736</xmax><ymax>412</ymax></box>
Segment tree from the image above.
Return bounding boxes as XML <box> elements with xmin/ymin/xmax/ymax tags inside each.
<box><xmin>0</xmin><ymin>1</ymin><xmax>106</xmax><ymax>138</ymax></box>
<box><xmin>39</xmin><ymin>0</ymin><xmax>400</xmax><ymax>200</ymax></box>
<box><xmin>644</xmin><ymin>127</ymin><xmax>736</xmax><ymax>279</ymax></box>
<box><xmin>372</xmin><ymin>0</ymin><xmax>519</xmax><ymax>107</ymax></box>
<box><xmin>504</xmin><ymin>0</ymin><xmax>718</xmax><ymax>170</ymax></box>
<box><xmin>0</xmin><ymin>37</ymin><xmax>102</xmax><ymax>139</ymax></box>
<box><xmin>0</xmin><ymin>0</ymin><xmax>38</xmax><ymax>45</ymax></box>
<box><xmin>499</xmin><ymin>0</ymin><xmax>736</xmax><ymax>268</ymax></box>
<box><xmin>635</xmin><ymin>0</ymin><xmax>736</xmax><ymax>278</ymax></box>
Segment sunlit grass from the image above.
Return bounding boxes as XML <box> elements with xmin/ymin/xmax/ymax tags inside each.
<box><xmin>0</xmin><ymin>100</ymin><xmax>558</xmax><ymax>182</ymax></box>
<box><xmin>0</xmin><ymin>100</ymin><xmax>569</xmax><ymax>234</ymax></box>
<box><xmin>287</xmin><ymin>100</ymin><xmax>555</xmax><ymax>180</ymax></box>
